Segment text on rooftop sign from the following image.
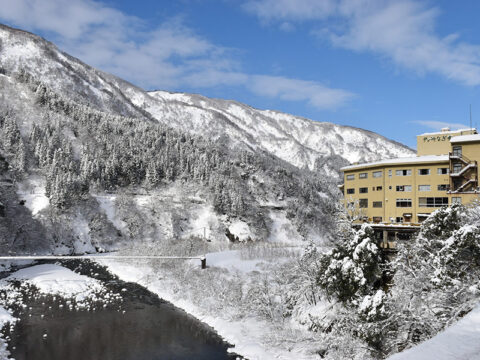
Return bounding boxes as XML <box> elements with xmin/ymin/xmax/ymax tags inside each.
<box><xmin>423</xmin><ymin>135</ymin><xmax>452</xmax><ymax>142</ymax></box>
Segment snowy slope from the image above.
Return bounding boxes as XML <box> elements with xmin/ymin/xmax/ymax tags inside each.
<box><xmin>0</xmin><ymin>24</ymin><xmax>414</xmax><ymax>176</ymax></box>
<box><xmin>144</xmin><ymin>90</ymin><xmax>415</xmax><ymax>172</ymax></box>
<box><xmin>389</xmin><ymin>305</ymin><xmax>480</xmax><ymax>360</ymax></box>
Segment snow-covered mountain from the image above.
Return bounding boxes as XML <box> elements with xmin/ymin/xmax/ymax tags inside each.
<box><xmin>0</xmin><ymin>24</ymin><xmax>414</xmax><ymax>177</ymax></box>
<box><xmin>0</xmin><ymin>23</ymin><xmax>414</xmax><ymax>253</ymax></box>
<box><xmin>146</xmin><ymin>90</ymin><xmax>414</xmax><ymax>172</ymax></box>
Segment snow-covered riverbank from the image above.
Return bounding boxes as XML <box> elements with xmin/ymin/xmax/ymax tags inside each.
<box><xmin>99</xmin><ymin>249</ymin><xmax>324</xmax><ymax>360</ymax></box>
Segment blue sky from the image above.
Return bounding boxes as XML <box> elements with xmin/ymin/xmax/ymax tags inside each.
<box><xmin>1</xmin><ymin>0</ymin><xmax>480</xmax><ymax>148</ymax></box>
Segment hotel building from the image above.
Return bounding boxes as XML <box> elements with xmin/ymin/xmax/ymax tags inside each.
<box><xmin>340</xmin><ymin>128</ymin><xmax>480</xmax><ymax>225</ymax></box>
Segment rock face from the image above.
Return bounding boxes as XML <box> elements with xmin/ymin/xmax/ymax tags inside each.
<box><xmin>0</xmin><ymin>23</ymin><xmax>414</xmax><ymax>253</ymax></box>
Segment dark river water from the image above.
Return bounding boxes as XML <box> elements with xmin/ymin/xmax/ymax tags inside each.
<box><xmin>3</xmin><ymin>261</ymin><xmax>241</xmax><ymax>360</ymax></box>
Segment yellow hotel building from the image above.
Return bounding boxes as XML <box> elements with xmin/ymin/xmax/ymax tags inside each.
<box><xmin>340</xmin><ymin>128</ymin><xmax>480</xmax><ymax>225</ymax></box>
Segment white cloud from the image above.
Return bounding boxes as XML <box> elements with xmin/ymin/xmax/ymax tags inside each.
<box><xmin>414</xmin><ymin>121</ymin><xmax>470</xmax><ymax>131</ymax></box>
<box><xmin>184</xmin><ymin>70</ymin><xmax>354</xmax><ymax>109</ymax></box>
<box><xmin>244</xmin><ymin>0</ymin><xmax>480</xmax><ymax>87</ymax></box>
<box><xmin>0</xmin><ymin>0</ymin><xmax>127</xmax><ymax>39</ymax></box>
<box><xmin>0</xmin><ymin>0</ymin><xmax>353</xmax><ymax>110</ymax></box>
<box><xmin>249</xmin><ymin>75</ymin><xmax>355</xmax><ymax>109</ymax></box>
<box><xmin>243</xmin><ymin>0</ymin><xmax>336</xmax><ymax>22</ymax></box>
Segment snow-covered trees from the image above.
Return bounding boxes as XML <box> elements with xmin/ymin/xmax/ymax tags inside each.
<box><xmin>383</xmin><ymin>204</ymin><xmax>480</xmax><ymax>354</ymax></box>
<box><xmin>317</xmin><ymin>224</ymin><xmax>385</xmax><ymax>302</ymax></box>
<box><xmin>5</xmin><ymin>73</ymin><xmax>339</xmax><ymax>239</ymax></box>
<box><xmin>285</xmin><ymin>203</ymin><xmax>480</xmax><ymax>358</ymax></box>
<box><xmin>0</xmin><ymin>111</ymin><xmax>27</xmax><ymax>177</ymax></box>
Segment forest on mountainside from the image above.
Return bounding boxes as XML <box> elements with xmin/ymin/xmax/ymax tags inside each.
<box><xmin>0</xmin><ymin>69</ymin><xmax>341</xmax><ymax>253</ymax></box>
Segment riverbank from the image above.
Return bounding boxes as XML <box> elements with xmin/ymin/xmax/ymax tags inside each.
<box><xmin>98</xmin><ymin>248</ymin><xmax>325</xmax><ymax>360</ymax></box>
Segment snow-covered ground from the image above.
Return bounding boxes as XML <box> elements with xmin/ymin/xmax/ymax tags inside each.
<box><xmin>15</xmin><ymin>175</ymin><xmax>49</xmax><ymax>216</ymax></box>
<box><xmin>389</xmin><ymin>304</ymin><xmax>480</xmax><ymax>360</ymax></box>
<box><xmin>204</xmin><ymin>250</ymin><xmax>267</xmax><ymax>273</ymax></box>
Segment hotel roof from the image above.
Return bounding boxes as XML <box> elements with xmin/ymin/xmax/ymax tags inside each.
<box><xmin>340</xmin><ymin>154</ymin><xmax>449</xmax><ymax>171</ymax></box>
<box><xmin>450</xmin><ymin>134</ymin><xmax>480</xmax><ymax>144</ymax></box>
<box><xmin>418</xmin><ymin>128</ymin><xmax>476</xmax><ymax>136</ymax></box>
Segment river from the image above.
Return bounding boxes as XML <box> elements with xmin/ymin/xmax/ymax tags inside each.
<box><xmin>2</xmin><ymin>260</ymin><xmax>241</xmax><ymax>360</ymax></box>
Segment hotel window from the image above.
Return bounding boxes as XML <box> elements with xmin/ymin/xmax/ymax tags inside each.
<box><xmin>372</xmin><ymin>171</ymin><xmax>382</xmax><ymax>178</ymax></box>
<box><xmin>418</xmin><ymin>168</ymin><xmax>431</xmax><ymax>175</ymax></box>
<box><xmin>346</xmin><ymin>174</ymin><xmax>355</xmax><ymax>180</ymax></box>
<box><xmin>347</xmin><ymin>188</ymin><xmax>355</xmax><ymax>194</ymax></box>
<box><xmin>418</xmin><ymin>185</ymin><xmax>431</xmax><ymax>191</ymax></box>
<box><xmin>419</xmin><ymin>197</ymin><xmax>449</xmax><ymax>207</ymax></box>
<box><xmin>359</xmin><ymin>172</ymin><xmax>368</xmax><ymax>179</ymax></box>
<box><xmin>373</xmin><ymin>201</ymin><xmax>382</xmax><ymax>208</ymax></box>
<box><xmin>376</xmin><ymin>186</ymin><xmax>383</xmax><ymax>191</ymax></box>
<box><xmin>396</xmin><ymin>169</ymin><xmax>412</xmax><ymax>176</ymax></box>
<box><xmin>359</xmin><ymin>199</ymin><xmax>368</xmax><ymax>208</ymax></box>
<box><xmin>373</xmin><ymin>216</ymin><xmax>382</xmax><ymax>223</ymax></box>
<box><xmin>452</xmin><ymin>146</ymin><xmax>462</xmax><ymax>157</ymax></box>
<box><xmin>359</xmin><ymin>187</ymin><xmax>368</xmax><ymax>194</ymax></box>
<box><xmin>437</xmin><ymin>184</ymin><xmax>449</xmax><ymax>191</ymax></box>
<box><xmin>388</xmin><ymin>170</ymin><xmax>392</xmax><ymax>178</ymax></box>
<box><xmin>396</xmin><ymin>185</ymin><xmax>412</xmax><ymax>192</ymax></box>
<box><xmin>437</xmin><ymin>168</ymin><xmax>449</xmax><ymax>175</ymax></box>
<box><xmin>396</xmin><ymin>198</ymin><xmax>412</xmax><ymax>207</ymax></box>
<box><xmin>452</xmin><ymin>197</ymin><xmax>462</xmax><ymax>204</ymax></box>
<box><xmin>395</xmin><ymin>217</ymin><xmax>404</xmax><ymax>223</ymax></box>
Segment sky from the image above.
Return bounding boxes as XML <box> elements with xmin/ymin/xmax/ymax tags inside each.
<box><xmin>1</xmin><ymin>0</ymin><xmax>480</xmax><ymax>148</ymax></box>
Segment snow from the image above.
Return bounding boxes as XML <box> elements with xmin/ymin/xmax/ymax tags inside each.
<box><xmin>4</xmin><ymin>264</ymin><xmax>104</xmax><ymax>301</ymax></box>
<box><xmin>0</xmin><ymin>38</ymin><xmax>41</xmax><ymax>63</ymax></box>
<box><xmin>149</xmin><ymin>91</ymin><xmax>193</xmax><ymax>104</ymax></box>
<box><xmin>341</xmin><ymin>155</ymin><xmax>449</xmax><ymax>171</ymax></box>
<box><xmin>450</xmin><ymin>134</ymin><xmax>480</xmax><ymax>144</ymax></box>
<box><xmin>229</xmin><ymin>220</ymin><xmax>253</xmax><ymax>241</ymax></box>
<box><xmin>389</xmin><ymin>304</ymin><xmax>480</xmax><ymax>360</ymax></box>
<box><xmin>0</xmin><ymin>307</ymin><xmax>15</xmax><ymax>327</ymax></box>
<box><xmin>419</xmin><ymin>128</ymin><xmax>475</xmax><ymax>136</ymax></box>
<box><xmin>205</xmin><ymin>250</ymin><xmax>264</xmax><ymax>273</ymax></box>
<box><xmin>16</xmin><ymin>175</ymin><xmax>49</xmax><ymax>216</ymax></box>
<box><xmin>188</xmin><ymin>204</ymin><xmax>219</xmax><ymax>240</ymax></box>
<box><xmin>94</xmin><ymin>194</ymin><xmax>128</xmax><ymax>232</ymax></box>
<box><xmin>0</xmin><ymin>306</ymin><xmax>16</xmax><ymax>360</ymax></box>
<box><xmin>267</xmin><ymin>211</ymin><xmax>302</xmax><ymax>243</ymax></box>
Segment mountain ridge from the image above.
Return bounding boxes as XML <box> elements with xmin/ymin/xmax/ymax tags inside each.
<box><xmin>0</xmin><ymin>23</ymin><xmax>414</xmax><ymax>176</ymax></box>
